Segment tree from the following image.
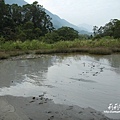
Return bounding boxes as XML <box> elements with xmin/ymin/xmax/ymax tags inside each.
<box><xmin>34</xmin><ymin>28</ymin><xmax>42</xmax><ymax>38</ymax></box>
<box><xmin>10</xmin><ymin>4</ymin><xmax>22</xmax><ymax>25</ymax></box>
<box><xmin>113</xmin><ymin>20</ymin><xmax>120</xmax><ymax>38</ymax></box>
<box><xmin>0</xmin><ymin>0</ymin><xmax>6</xmax><ymax>35</ymax></box>
<box><xmin>56</xmin><ymin>27</ymin><xmax>79</xmax><ymax>40</ymax></box>
<box><xmin>93</xmin><ymin>19</ymin><xmax>120</xmax><ymax>39</ymax></box>
<box><xmin>22</xmin><ymin>1</ymin><xmax>54</xmax><ymax>36</ymax></box>
<box><xmin>44</xmin><ymin>31</ymin><xmax>60</xmax><ymax>43</ymax></box>
<box><xmin>0</xmin><ymin>1</ymin><xmax>54</xmax><ymax>40</ymax></box>
<box><xmin>93</xmin><ymin>26</ymin><xmax>98</xmax><ymax>37</ymax></box>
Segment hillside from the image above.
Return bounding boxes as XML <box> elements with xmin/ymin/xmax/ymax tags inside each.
<box><xmin>5</xmin><ymin>0</ymin><xmax>90</xmax><ymax>34</ymax></box>
<box><xmin>45</xmin><ymin>10</ymin><xmax>91</xmax><ymax>34</ymax></box>
<box><xmin>5</xmin><ymin>0</ymin><xmax>27</xmax><ymax>6</ymax></box>
<box><xmin>78</xmin><ymin>23</ymin><xmax>93</xmax><ymax>32</ymax></box>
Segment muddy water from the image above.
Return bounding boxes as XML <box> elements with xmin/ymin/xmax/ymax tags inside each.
<box><xmin>0</xmin><ymin>54</ymin><xmax>120</xmax><ymax>119</ymax></box>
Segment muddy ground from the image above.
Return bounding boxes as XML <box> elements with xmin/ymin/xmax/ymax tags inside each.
<box><xmin>0</xmin><ymin>95</ymin><xmax>113</xmax><ymax>120</ymax></box>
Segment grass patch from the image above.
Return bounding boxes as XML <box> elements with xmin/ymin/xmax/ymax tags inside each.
<box><xmin>0</xmin><ymin>38</ymin><xmax>120</xmax><ymax>59</ymax></box>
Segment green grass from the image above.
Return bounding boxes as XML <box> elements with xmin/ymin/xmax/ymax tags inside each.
<box><xmin>0</xmin><ymin>38</ymin><xmax>120</xmax><ymax>59</ymax></box>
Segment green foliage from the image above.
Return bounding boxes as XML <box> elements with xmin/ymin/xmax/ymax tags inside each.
<box><xmin>0</xmin><ymin>39</ymin><xmax>120</xmax><ymax>58</ymax></box>
<box><xmin>0</xmin><ymin>1</ymin><xmax>54</xmax><ymax>41</ymax></box>
<box><xmin>93</xmin><ymin>19</ymin><xmax>120</xmax><ymax>39</ymax></box>
<box><xmin>44</xmin><ymin>32</ymin><xmax>60</xmax><ymax>43</ymax></box>
<box><xmin>17</xmin><ymin>32</ymin><xmax>27</xmax><ymax>41</ymax></box>
<box><xmin>56</xmin><ymin>27</ymin><xmax>79</xmax><ymax>41</ymax></box>
<box><xmin>34</xmin><ymin>28</ymin><xmax>42</xmax><ymax>38</ymax></box>
<box><xmin>43</xmin><ymin>27</ymin><xmax>79</xmax><ymax>43</ymax></box>
<box><xmin>0</xmin><ymin>36</ymin><xmax>5</xmax><ymax>43</ymax></box>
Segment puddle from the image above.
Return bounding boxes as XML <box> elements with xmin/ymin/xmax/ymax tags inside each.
<box><xmin>0</xmin><ymin>54</ymin><xmax>120</xmax><ymax>119</ymax></box>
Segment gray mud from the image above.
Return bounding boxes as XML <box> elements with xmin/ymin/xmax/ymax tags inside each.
<box><xmin>0</xmin><ymin>54</ymin><xmax>120</xmax><ymax>119</ymax></box>
<box><xmin>0</xmin><ymin>95</ymin><xmax>112</xmax><ymax>120</ymax></box>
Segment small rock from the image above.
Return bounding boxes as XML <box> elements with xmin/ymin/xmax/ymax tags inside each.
<box><xmin>32</xmin><ymin>97</ymin><xmax>35</xmax><ymax>99</ymax></box>
<box><xmin>50</xmin><ymin>116</ymin><xmax>54</xmax><ymax>118</ymax></box>
<box><xmin>79</xmin><ymin>111</ymin><xmax>83</xmax><ymax>114</ymax></box>
<box><xmin>48</xmin><ymin>111</ymin><xmax>52</xmax><ymax>113</ymax></box>
<box><xmin>39</xmin><ymin>102</ymin><xmax>43</xmax><ymax>104</ymax></box>
<box><xmin>66</xmin><ymin>64</ymin><xmax>70</xmax><ymax>66</ymax></box>
<box><xmin>29</xmin><ymin>101</ymin><xmax>34</xmax><ymax>103</ymax></box>
<box><xmin>39</xmin><ymin>94</ymin><xmax>44</xmax><ymax>97</ymax></box>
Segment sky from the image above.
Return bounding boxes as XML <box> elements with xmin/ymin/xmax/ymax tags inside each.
<box><xmin>25</xmin><ymin>0</ymin><xmax>120</xmax><ymax>27</ymax></box>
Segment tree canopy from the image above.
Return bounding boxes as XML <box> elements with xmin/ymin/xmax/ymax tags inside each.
<box><xmin>93</xmin><ymin>19</ymin><xmax>120</xmax><ymax>39</ymax></box>
<box><xmin>0</xmin><ymin>0</ymin><xmax>54</xmax><ymax>41</ymax></box>
<box><xmin>44</xmin><ymin>26</ymin><xmax>79</xmax><ymax>43</ymax></box>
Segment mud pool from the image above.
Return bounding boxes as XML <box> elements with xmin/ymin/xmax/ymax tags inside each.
<box><xmin>0</xmin><ymin>54</ymin><xmax>120</xmax><ymax>119</ymax></box>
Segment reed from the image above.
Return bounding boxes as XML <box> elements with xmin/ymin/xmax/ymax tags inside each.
<box><xmin>0</xmin><ymin>38</ymin><xmax>120</xmax><ymax>58</ymax></box>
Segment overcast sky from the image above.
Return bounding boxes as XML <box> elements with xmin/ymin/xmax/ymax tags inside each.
<box><xmin>25</xmin><ymin>0</ymin><xmax>120</xmax><ymax>27</ymax></box>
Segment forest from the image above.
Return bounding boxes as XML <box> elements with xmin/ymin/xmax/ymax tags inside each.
<box><xmin>0</xmin><ymin>0</ymin><xmax>54</xmax><ymax>41</ymax></box>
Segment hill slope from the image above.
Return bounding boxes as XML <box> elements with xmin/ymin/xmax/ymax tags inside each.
<box><xmin>45</xmin><ymin>10</ymin><xmax>90</xmax><ymax>34</ymax></box>
<box><xmin>5</xmin><ymin>0</ymin><xmax>90</xmax><ymax>34</ymax></box>
<box><xmin>5</xmin><ymin>0</ymin><xmax>27</xmax><ymax>6</ymax></box>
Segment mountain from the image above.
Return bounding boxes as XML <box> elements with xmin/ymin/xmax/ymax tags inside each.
<box><xmin>5</xmin><ymin>0</ymin><xmax>90</xmax><ymax>34</ymax></box>
<box><xmin>78</xmin><ymin>23</ymin><xmax>93</xmax><ymax>32</ymax></box>
<box><xmin>45</xmin><ymin>10</ymin><xmax>90</xmax><ymax>34</ymax></box>
<box><xmin>5</xmin><ymin>0</ymin><xmax>27</xmax><ymax>6</ymax></box>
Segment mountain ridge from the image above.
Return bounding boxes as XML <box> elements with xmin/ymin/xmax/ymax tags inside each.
<box><xmin>5</xmin><ymin>0</ymin><xmax>27</xmax><ymax>6</ymax></box>
<box><xmin>45</xmin><ymin>10</ymin><xmax>91</xmax><ymax>34</ymax></box>
<box><xmin>5</xmin><ymin>0</ymin><xmax>91</xmax><ymax>34</ymax></box>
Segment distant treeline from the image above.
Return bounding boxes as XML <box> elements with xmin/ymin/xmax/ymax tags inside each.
<box><xmin>93</xmin><ymin>19</ymin><xmax>120</xmax><ymax>39</ymax></box>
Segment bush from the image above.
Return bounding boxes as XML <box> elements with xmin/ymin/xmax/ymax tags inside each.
<box><xmin>0</xmin><ymin>36</ymin><xmax>5</xmax><ymax>42</ymax></box>
<box><xmin>44</xmin><ymin>32</ymin><xmax>60</xmax><ymax>43</ymax></box>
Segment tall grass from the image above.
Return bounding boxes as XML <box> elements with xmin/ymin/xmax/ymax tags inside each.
<box><xmin>0</xmin><ymin>40</ymin><xmax>52</xmax><ymax>51</ymax></box>
<box><xmin>0</xmin><ymin>38</ymin><xmax>120</xmax><ymax>59</ymax></box>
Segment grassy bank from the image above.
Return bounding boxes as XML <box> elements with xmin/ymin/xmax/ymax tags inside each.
<box><xmin>0</xmin><ymin>38</ymin><xmax>120</xmax><ymax>59</ymax></box>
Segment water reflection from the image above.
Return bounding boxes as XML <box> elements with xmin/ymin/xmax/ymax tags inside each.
<box><xmin>0</xmin><ymin>54</ymin><xmax>120</xmax><ymax>119</ymax></box>
<box><xmin>89</xmin><ymin>54</ymin><xmax>120</xmax><ymax>74</ymax></box>
<box><xmin>0</xmin><ymin>55</ymin><xmax>56</xmax><ymax>87</ymax></box>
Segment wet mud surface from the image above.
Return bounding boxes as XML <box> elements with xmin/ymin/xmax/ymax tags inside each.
<box><xmin>0</xmin><ymin>54</ymin><xmax>120</xmax><ymax>119</ymax></box>
<box><xmin>0</xmin><ymin>95</ymin><xmax>112</xmax><ymax>120</ymax></box>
